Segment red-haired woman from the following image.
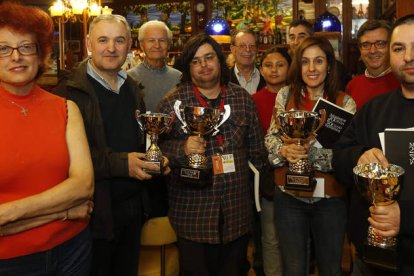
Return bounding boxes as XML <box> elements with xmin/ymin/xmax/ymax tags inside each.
<box><xmin>0</xmin><ymin>2</ymin><xmax>94</xmax><ymax>275</ymax></box>
<box><xmin>265</xmin><ymin>36</ymin><xmax>356</xmax><ymax>275</ymax></box>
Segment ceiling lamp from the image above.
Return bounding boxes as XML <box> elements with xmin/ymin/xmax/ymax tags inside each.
<box><xmin>49</xmin><ymin>0</ymin><xmax>106</xmax><ymax>22</ymax></box>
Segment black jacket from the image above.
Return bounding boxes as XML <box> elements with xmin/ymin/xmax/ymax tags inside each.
<box><xmin>229</xmin><ymin>66</ymin><xmax>266</xmax><ymax>93</ymax></box>
<box><xmin>53</xmin><ymin>60</ymin><xmax>146</xmax><ymax>239</ymax></box>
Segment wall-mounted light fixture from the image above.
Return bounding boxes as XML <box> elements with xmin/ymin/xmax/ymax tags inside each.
<box><xmin>49</xmin><ymin>0</ymin><xmax>107</xmax><ymax>22</ymax></box>
<box><xmin>49</xmin><ymin>0</ymin><xmax>113</xmax><ymax>70</ymax></box>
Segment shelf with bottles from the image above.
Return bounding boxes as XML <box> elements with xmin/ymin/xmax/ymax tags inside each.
<box><xmin>211</xmin><ymin>0</ymin><xmax>292</xmax><ymax>44</ymax></box>
<box><xmin>126</xmin><ymin>2</ymin><xmax>192</xmax><ymax>50</ymax></box>
<box><xmin>220</xmin><ymin>43</ymin><xmax>288</xmax><ymax>55</ymax></box>
<box><xmin>351</xmin><ymin>0</ymin><xmax>369</xmax><ymax>39</ymax></box>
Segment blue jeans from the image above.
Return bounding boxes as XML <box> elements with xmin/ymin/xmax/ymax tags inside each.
<box><xmin>260</xmin><ymin>198</ymin><xmax>282</xmax><ymax>276</ymax></box>
<box><xmin>0</xmin><ymin>227</ymin><xmax>91</xmax><ymax>276</ymax></box>
<box><xmin>274</xmin><ymin>187</ymin><xmax>346</xmax><ymax>276</ymax></box>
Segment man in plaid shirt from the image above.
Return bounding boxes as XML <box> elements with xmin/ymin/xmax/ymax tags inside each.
<box><xmin>157</xmin><ymin>33</ymin><xmax>268</xmax><ymax>275</ymax></box>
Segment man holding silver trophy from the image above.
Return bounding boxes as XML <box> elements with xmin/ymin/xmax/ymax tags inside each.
<box><xmin>333</xmin><ymin>14</ymin><xmax>414</xmax><ymax>275</ymax></box>
<box><xmin>157</xmin><ymin>33</ymin><xmax>268</xmax><ymax>275</ymax></box>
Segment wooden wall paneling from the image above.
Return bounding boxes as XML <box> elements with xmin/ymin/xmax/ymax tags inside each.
<box><xmin>396</xmin><ymin>0</ymin><xmax>414</xmax><ymax>19</ymax></box>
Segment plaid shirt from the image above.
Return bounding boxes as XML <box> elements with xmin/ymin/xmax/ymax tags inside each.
<box><xmin>157</xmin><ymin>82</ymin><xmax>267</xmax><ymax>244</ymax></box>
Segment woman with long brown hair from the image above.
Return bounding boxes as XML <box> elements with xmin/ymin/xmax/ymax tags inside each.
<box><xmin>265</xmin><ymin>36</ymin><xmax>356</xmax><ymax>275</ymax></box>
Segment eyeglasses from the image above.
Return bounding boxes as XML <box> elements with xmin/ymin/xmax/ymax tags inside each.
<box><xmin>190</xmin><ymin>53</ymin><xmax>217</xmax><ymax>66</ymax></box>
<box><xmin>359</xmin><ymin>40</ymin><xmax>388</xmax><ymax>50</ymax></box>
<box><xmin>0</xmin><ymin>43</ymin><xmax>38</xmax><ymax>58</ymax></box>
<box><xmin>234</xmin><ymin>44</ymin><xmax>257</xmax><ymax>51</ymax></box>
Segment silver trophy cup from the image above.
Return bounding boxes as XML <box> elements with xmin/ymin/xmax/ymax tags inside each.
<box><xmin>353</xmin><ymin>163</ymin><xmax>404</xmax><ymax>248</ymax></box>
<box><xmin>276</xmin><ymin>110</ymin><xmax>326</xmax><ymax>191</ymax></box>
<box><xmin>136</xmin><ymin>111</ymin><xmax>173</xmax><ymax>174</ymax></box>
<box><xmin>353</xmin><ymin>163</ymin><xmax>404</xmax><ymax>270</ymax></box>
<box><xmin>174</xmin><ymin>100</ymin><xmax>230</xmax><ymax>182</ymax></box>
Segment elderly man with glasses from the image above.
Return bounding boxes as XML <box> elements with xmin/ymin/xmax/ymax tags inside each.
<box><xmin>345</xmin><ymin>20</ymin><xmax>400</xmax><ymax>110</ymax></box>
<box><xmin>229</xmin><ymin>28</ymin><xmax>265</xmax><ymax>94</ymax></box>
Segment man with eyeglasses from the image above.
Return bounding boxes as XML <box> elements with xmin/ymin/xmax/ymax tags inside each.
<box><xmin>345</xmin><ymin>20</ymin><xmax>400</xmax><ymax>110</ymax></box>
<box><xmin>128</xmin><ymin>20</ymin><xmax>181</xmax><ymax>112</ymax></box>
<box><xmin>333</xmin><ymin>14</ymin><xmax>414</xmax><ymax>275</ymax></box>
<box><xmin>229</xmin><ymin>28</ymin><xmax>265</xmax><ymax>94</ymax></box>
<box><xmin>157</xmin><ymin>33</ymin><xmax>268</xmax><ymax>275</ymax></box>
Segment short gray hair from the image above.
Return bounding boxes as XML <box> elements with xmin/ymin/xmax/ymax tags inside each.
<box><xmin>138</xmin><ymin>20</ymin><xmax>172</xmax><ymax>43</ymax></box>
<box><xmin>89</xmin><ymin>14</ymin><xmax>131</xmax><ymax>39</ymax></box>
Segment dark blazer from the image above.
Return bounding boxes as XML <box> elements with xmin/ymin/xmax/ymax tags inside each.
<box><xmin>53</xmin><ymin>60</ymin><xmax>147</xmax><ymax>239</ymax></box>
<box><xmin>229</xmin><ymin>66</ymin><xmax>266</xmax><ymax>93</ymax></box>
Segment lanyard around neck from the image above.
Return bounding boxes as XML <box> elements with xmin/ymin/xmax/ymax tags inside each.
<box><xmin>193</xmin><ymin>84</ymin><xmax>226</xmax><ymax>111</ymax></box>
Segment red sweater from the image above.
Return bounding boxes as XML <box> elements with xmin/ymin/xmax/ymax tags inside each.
<box><xmin>252</xmin><ymin>87</ymin><xmax>278</xmax><ymax>133</ymax></box>
<box><xmin>0</xmin><ymin>85</ymin><xmax>87</xmax><ymax>259</ymax></box>
<box><xmin>345</xmin><ymin>71</ymin><xmax>400</xmax><ymax>110</ymax></box>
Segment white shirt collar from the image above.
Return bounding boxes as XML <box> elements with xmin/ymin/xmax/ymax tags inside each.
<box><xmin>86</xmin><ymin>60</ymin><xmax>127</xmax><ymax>94</ymax></box>
<box><xmin>365</xmin><ymin>67</ymin><xmax>392</xmax><ymax>79</ymax></box>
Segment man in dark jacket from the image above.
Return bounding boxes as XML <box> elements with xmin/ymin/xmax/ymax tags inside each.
<box><xmin>54</xmin><ymin>14</ymin><xmax>169</xmax><ymax>276</ymax></box>
<box><xmin>333</xmin><ymin>14</ymin><xmax>414</xmax><ymax>276</ymax></box>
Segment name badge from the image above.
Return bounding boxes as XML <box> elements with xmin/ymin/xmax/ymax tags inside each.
<box><xmin>212</xmin><ymin>154</ymin><xmax>236</xmax><ymax>175</ymax></box>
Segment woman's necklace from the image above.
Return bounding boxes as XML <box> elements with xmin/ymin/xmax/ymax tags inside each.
<box><xmin>7</xmin><ymin>99</ymin><xmax>29</xmax><ymax>116</ymax></box>
<box><xmin>0</xmin><ymin>88</ymin><xmax>35</xmax><ymax>117</ymax></box>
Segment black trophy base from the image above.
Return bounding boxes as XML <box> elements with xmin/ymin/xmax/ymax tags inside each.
<box><xmin>143</xmin><ymin>160</ymin><xmax>162</xmax><ymax>175</ymax></box>
<box><xmin>362</xmin><ymin>243</ymin><xmax>398</xmax><ymax>272</ymax></box>
<box><xmin>285</xmin><ymin>172</ymin><xmax>316</xmax><ymax>191</ymax></box>
<box><xmin>177</xmin><ymin>166</ymin><xmax>211</xmax><ymax>188</ymax></box>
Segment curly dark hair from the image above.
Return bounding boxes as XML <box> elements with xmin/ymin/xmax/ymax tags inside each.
<box><xmin>179</xmin><ymin>33</ymin><xmax>229</xmax><ymax>85</ymax></box>
<box><xmin>0</xmin><ymin>1</ymin><xmax>54</xmax><ymax>79</ymax></box>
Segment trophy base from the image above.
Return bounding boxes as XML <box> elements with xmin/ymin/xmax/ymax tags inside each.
<box><xmin>177</xmin><ymin>166</ymin><xmax>211</xmax><ymax>188</ymax></box>
<box><xmin>285</xmin><ymin>172</ymin><xmax>316</xmax><ymax>191</ymax></box>
<box><xmin>362</xmin><ymin>243</ymin><xmax>398</xmax><ymax>272</ymax></box>
<box><xmin>143</xmin><ymin>160</ymin><xmax>162</xmax><ymax>175</ymax></box>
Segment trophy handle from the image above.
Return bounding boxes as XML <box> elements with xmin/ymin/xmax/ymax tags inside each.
<box><xmin>212</xmin><ymin>104</ymin><xmax>231</xmax><ymax>136</ymax></box>
<box><xmin>174</xmin><ymin>100</ymin><xmax>188</xmax><ymax>134</ymax></box>
<box><xmin>274</xmin><ymin>110</ymin><xmax>290</xmax><ymax>141</ymax></box>
<box><xmin>136</xmin><ymin>110</ymin><xmax>144</xmax><ymax>131</ymax></box>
